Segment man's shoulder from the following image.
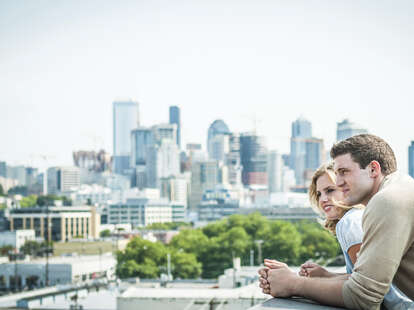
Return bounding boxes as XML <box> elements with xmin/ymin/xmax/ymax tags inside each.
<box><xmin>367</xmin><ymin>173</ymin><xmax>414</xmax><ymax>215</ymax></box>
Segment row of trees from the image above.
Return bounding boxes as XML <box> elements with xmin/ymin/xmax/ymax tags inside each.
<box><xmin>19</xmin><ymin>194</ymin><xmax>72</xmax><ymax>207</ymax></box>
<box><xmin>116</xmin><ymin>213</ymin><xmax>340</xmax><ymax>279</ymax></box>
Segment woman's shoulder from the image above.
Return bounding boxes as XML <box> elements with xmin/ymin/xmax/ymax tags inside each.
<box><xmin>336</xmin><ymin>208</ymin><xmax>364</xmax><ymax>246</ymax></box>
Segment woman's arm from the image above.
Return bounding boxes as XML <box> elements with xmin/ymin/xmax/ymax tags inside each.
<box><xmin>347</xmin><ymin>243</ymin><xmax>361</xmax><ymax>265</ymax></box>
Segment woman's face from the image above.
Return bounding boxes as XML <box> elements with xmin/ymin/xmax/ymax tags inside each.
<box><xmin>316</xmin><ymin>172</ymin><xmax>344</xmax><ymax>221</ymax></box>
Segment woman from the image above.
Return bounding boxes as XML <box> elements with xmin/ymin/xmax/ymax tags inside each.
<box><xmin>265</xmin><ymin>162</ymin><xmax>412</xmax><ymax>309</ymax></box>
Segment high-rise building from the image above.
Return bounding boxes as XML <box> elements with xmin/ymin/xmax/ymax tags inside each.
<box><xmin>152</xmin><ymin>123</ymin><xmax>177</xmax><ymax>145</ymax></box>
<box><xmin>146</xmin><ymin>140</ymin><xmax>180</xmax><ymax>189</ymax></box>
<box><xmin>267</xmin><ymin>151</ymin><xmax>283</xmax><ymax>193</ymax></box>
<box><xmin>169</xmin><ymin>106</ymin><xmax>181</xmax><ymax>148</ymax></box>
<box><xmin>226</xmin><ymin>133</ymin><xmax>242</xmax><ymax>186</ymax></box>
<box><xmin>73</xmin><ymin>150</ymin><xmax>111</xmax><ymax>172</ymax></box>
<box><xmin>290</xmin><ymin>117</ymin><xmax>314</xmax><ymax>186</ymax></box>
<box><xmin>0</xmin><ymin>161</ymin><xmax>6</xmax><ymax>178</ymax></box>
<box><xmin>130</xmin><ymin>127</ymin><xmax>154</xmax><ymax>188</ymax></box>
<box><xmin>8</xmin><ymin>166</ymin><xmax>27</xmax><ymax>186</ymax></box>
<box><xmin>160</xmin><ymin>176</ymin><xmax>188</xmax><ymax>207</ymax></box>
<box><xmin>207</xmin><ymin>120</ymin><xmax>230</xmax><ymax>158</ymax></box>
<box><xmin>113</xmin><ymin>100</ymin><xmax>139</xmax><ymax>175</ymax></box>
<box><xmin>189</xmin><ymin>160</ymin><xmax>219</xmax><ymax>210</ymax></box>
<box><xmin>240</xmin><ymin>133</ymin><xmax>267</xmax><ymax>186</ymax></box>
<box><xmin>209</xmin><ymin>134</ymin><xmax>230</xmax><ymax>162</ymax></box>
<box><xmin>47</xmin><ymin>167</ymin><xmax>81</xmax><ymax>195</ymax></box>
<box><xmin>292</xmin><ymin>117</ymin><xmax>312</xmax><ymax>138</ymax></box>
<box><xmin>409</xmin><ymin>141</ymin><xmax>414</xmax><ymax>178</ymax></box>
<box><xmin>336</xmin><ymin>119</ymin><xmax>368</xmax><ymax>142</ymax></box>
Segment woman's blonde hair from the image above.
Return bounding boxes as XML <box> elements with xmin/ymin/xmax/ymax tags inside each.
<box><xmin>309</xmin><ymin>162</ymin><xmax>363</xmax><ymax>234</ymax></box>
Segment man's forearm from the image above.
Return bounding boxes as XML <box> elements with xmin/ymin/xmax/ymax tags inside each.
<box><xmin>294</xmin><ymin>276</ymin><xmax>347</xmax><ymax>308</ymax></box>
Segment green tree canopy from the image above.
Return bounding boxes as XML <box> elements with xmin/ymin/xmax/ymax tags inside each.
<box><xmin>116</xmin><ymin>216</ymin><xmax>340</xmax><ymax>280</ymax></box>
<box><xmin>20</xmin><ymin>195</ymin><xmax>38</xmax><ymax>208</ymax></box>
<box><xmin>7</xmin><ymin>186</ymin><xmax>28</xmax><ymax>196</ymax></box>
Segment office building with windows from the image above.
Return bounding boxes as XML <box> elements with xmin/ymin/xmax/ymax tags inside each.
<box><xmin>113</xmin><ymin>100</ymin><xmax>139</xmax><ymax>175</ymax></box>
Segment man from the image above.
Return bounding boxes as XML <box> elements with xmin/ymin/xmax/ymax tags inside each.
<box><xmin>259</xmin><ymin>134</ymin><xmax>414</xmax><ymax>310</ymax></box>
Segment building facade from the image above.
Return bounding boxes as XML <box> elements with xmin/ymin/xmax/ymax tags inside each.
<box><xmin>47</xmin><ymin>166</ymin><xmax>81</xmax><ymax>195</ymax></box>
<box><xmin>409</xmin><ymin>141</ymin><xmax>414</xmax><ymax>178</ymax></box>
<box><xmin>336</xmin><ymin>119</ymin><xmax>368</xmax><ymax>142</ymax></box>
<box><xmin>113</xmin><ymin>100</ymin><xmax>140</xmax><ymax>175</ymax></box>
<box><xmin>169</xmin><ymin>106</ymin><xmax>181</xmax><ymax>148</ymax></box>
<box><xmin>8</xmin><ymin>206</ymin><xmax>100</xmax><ymax>242</ymax></box>
<box><xmin>107</xmin><ymin>198</ymin><xmax>185</xmax><ymax>227</ymax></box>
<box><xmin>240</xmin><ymin>133</ymin><xmax>267</xmax><ymax>186</ymax></box>
<box><xmin>0</xmin><ymin>230</ymin><xmax>35</xmax><ymax>250</ymax></box>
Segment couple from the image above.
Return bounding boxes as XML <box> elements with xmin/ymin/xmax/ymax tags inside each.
<box><xmin>259</xmin><ymin>134</ymin><xmax>414</xmax><ymax>310</ymax></box>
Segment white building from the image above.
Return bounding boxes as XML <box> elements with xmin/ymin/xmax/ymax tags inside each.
<box><xmin>0</xmin><ymin>176</ymin><xmax>19</xmax><ymax>193</ymax></box>
<box><xmin>106</xmin><ymin>192</ymin><xmax>186</xmax><ymax>227</ymax></box>
<box><xmin>267</xmin><ymin>151</ymin><xmax>283</xmax><ymax>193</ymax></box>
<box><xmin>146</xmin><ymin>140</ymin><xmax>180</xmax><ymax>189</ymax></box>
<box><xmin>0</xmin><ymin>254</ymin><xmax>115</xmax><ymax>290</ymax></box>
<box><xmin>66</xmin><ymin>184</ymin><xmax>120</xmax><ymax>205</ymax></box>
<box><xmin>0</xmin><ymin>230</ymin><xmax>35</xmax><ymax>250</ymax></box>
<box><xmin>47</xmin><ymin>166</ymin><xmax>81</xmax><ymax>195</ymax></box>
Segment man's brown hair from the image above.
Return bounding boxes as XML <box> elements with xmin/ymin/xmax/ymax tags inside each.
<box><xmin>330</xmin><ymin>134</ymin><xmax>397</xmax><ymax>175</ymax></box>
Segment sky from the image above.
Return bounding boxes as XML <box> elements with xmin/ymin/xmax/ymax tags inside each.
<box><xmin>1</xmin><ymin>0</ymin><xmax>414</xmax><ymax>172</ymax></box>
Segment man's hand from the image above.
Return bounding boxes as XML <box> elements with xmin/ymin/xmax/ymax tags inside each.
<box><xmin>264</xmin><ymin>259</ymin><xmax>302</xmax><ymax>298</ymax></box>
<box><xmin>299</xmin><ymin>261</ymin><xmax>330</xmax><ymax>278</ymax></box>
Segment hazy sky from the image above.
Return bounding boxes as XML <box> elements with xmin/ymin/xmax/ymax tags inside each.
<box><xmin>1</xmin><ymin>0</ymin><xmax>414</xmax><ymax>172</ymax></box>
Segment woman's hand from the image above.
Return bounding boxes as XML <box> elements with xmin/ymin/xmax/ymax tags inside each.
<box><xmin>299</xmin><ymin>261</ymin><xmax>330</xmax><ymax>278</ymax></box>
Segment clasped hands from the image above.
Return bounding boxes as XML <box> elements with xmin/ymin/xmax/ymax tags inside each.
<box><xmin>258</xmin><ymin>259</ymin><xmax>328</xmax><ymax>297</ymax></box>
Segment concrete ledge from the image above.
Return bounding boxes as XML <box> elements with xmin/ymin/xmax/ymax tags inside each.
<box><xmin>249</xmin><ymin>297</ymin><xmax>346</xmax><ymax>310</ymax></box>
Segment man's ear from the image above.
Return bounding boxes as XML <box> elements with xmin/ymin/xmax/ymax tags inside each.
<box><xmin>369</xmin><ymin>161</ymin><xmax>381</xmax><ymax>178</ymax></box>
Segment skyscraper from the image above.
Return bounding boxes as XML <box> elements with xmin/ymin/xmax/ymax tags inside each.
<box><xmin>131</xmin><ymin>127</ymin><xmax>154</xmax><ymax>188</ymax></box>
<box><xmin>0</xmin><ymin>161</ymin><xmax>6</xmax><ymax>178</ymax></box>
<box><xmin>240</xmin><ymin>133</ymin><xmax>267</xmax><ymax>185</ymax></box>
<box><xmin>189</xmin><ymin>159</ymin><xmax>219</xmax><ymax>210</ymax></box>
<box><xmin>146</xmin><ymin>140</ymin><xmax>180</xmax><ymax>189</ymax></box>
<box><xmin>169</xmin><ymin>106</ymin><xmax>181</xmax><ymax>148</ymax></box>
<box><xmin>113</xmin><ymin>100</ymin><xmax>139</xmax><ymax>175</ymax></box>
<box><xmin>409</xmin><ymin>141</ymin><xmax>414</xmax><ymax>178</ymax></box>
<box><xmin>290</xmin><ymin>117</ymin><xmax>324</xmax><ymax>186</ymax></box>
<box><xmin>207</xmin><ymin>120</ymin><xmax>230</xmax><ymax>159</ymax></box>
<box><xmin>267</xmin><ymin>151</ymin><xmax>283</xmax><ymax>193</ymax></box>
<box><xmin>336</xmin><ymin>119</ymin><xmax>368</xmax><ymax>141</ymax></box>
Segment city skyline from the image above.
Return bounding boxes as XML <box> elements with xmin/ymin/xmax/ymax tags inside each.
<box><xmin>1</xmin><ymin>1</ymin><xmax>414</xmax><ymax>173</ymax></box>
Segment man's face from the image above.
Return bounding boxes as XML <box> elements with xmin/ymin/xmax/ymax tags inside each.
<box><xmin>333</xmin><ymin>153</ymin><xmax>374</xmax><ymax>206</ymax></box>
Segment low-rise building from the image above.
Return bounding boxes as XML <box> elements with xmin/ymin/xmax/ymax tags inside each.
<box><xmin>8</xmin><ymin>206</ymin><xmax>100</xmax><ymax>242</ymax></box>
<box><xmin>0</xmin><ymin>254</ymin><xmax>115</xmax><ymax>290</ymax></box>
<box><xmin>0</xmin><ymin>230</ymin><xmax>35</xmax><ymax>250</ymax></box>
<box><xmin>107</xmin><ymin>198</ymin><xmax>185</xmax><ymax>227</ymax></box>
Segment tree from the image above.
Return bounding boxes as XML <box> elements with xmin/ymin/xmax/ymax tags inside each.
<box><xmin>116</xmin><ymin>237</ymin><xmax>167</xmax><ymax>279</ymax></box>
<box><xmin>100</xmin><ymin>229</ymin><xmax>111</xmax><ymax>238</ymax></box>
<box><xmin>20</xmin><ymin>195</ymin><xmax>37</xmax><ymax>208</ymax></box>
<box><xmin>260</xmin><ymin>221</ymin><xmax>302</xmax><ymax>265</ymax></box>
<box><xmin>0</xmin><ymin>184</ymin><xmax>4</xmax><ymax>196</ymax></box>
<box><xmin>36</xmin><ymin>195</ymin><xmax>60</xmax><ymax>206</ymax></box>
<box><xmin>297</xmin><ymin>221</ymin><xmax>340</xmax><ymax>263</ymax></box>
<box><xmin>7</xmin><ymin>186</ymin><xmax>28</xmax><ymax>196</ymax></box>
<box><xmin>62</xmin><ymin>196</ymin><xmax>72</xmax><ymax>206</ymax></box>
<box><xmin>170</xmin><ymin>250</ymin><xmax>201</xmax><ymax>279</ymax></box>
<box><xmin>202</xmin><ymin>219</ymin><xmax>227</xmax><ymax>238</ymax></box>
<box><xmin>20</xmin><ymin>240</ymin><xmax>53</xmax><ymax>257</ymax></box>
<box><xmin>169</xmin><ymin>229</ymin><xmax>209</xmax><ymax>258</ymax></box>
<box><xmin>0</xmin><ymin>245</ymin><xmax>14</xmax><ymax>256</ymax></box>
